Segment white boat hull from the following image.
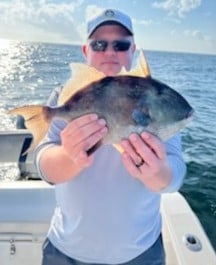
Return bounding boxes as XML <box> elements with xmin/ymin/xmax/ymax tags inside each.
<box><xmin>0</xmin><ymin>131</ymin><xmax>215</xmax><ymax>264</ymax></box>
<box><xmin>0</xmin><ymin>181</ymin><xmax>215</xmax><ymax>265</ymax></box>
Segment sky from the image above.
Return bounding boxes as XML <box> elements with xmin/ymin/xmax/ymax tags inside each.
<box><xmin>0</xmin><ymin>0</ymin><xmax>215</xmax><ymax>55</ymax></box>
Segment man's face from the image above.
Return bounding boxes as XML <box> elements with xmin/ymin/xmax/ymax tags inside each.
<box><xmin>83</xmin><ymin>24</ymin><xmax>136</xmax><ymax>76</ymax></box>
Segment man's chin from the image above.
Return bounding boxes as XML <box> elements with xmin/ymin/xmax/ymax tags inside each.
<box><xmin>101</xmin><ymin>66</ymin><xmax>121</xmax><ymax>76</ymax></box>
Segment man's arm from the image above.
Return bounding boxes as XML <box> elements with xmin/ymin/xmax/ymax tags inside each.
<box><xmin>36</xmin><ymin>114</ymin><xmax>107</xmax><ymax>184</ymax></box>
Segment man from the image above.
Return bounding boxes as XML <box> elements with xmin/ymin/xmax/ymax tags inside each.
<box><xmin>36</xmin><ymin>9</ymin><xmax>186</xmax><ymax>265</ymax></box>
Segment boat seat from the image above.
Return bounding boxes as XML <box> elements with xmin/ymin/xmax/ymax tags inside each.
<box><xmin>0</xmin><ymin>130</ymin><xmax>39</xmax><ymax>179</ymax></box>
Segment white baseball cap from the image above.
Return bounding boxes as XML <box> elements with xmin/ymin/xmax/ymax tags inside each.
<box><xmin>87</xmin><ymin>9</ymin><xmax>133</xmax><ymax>38</ymax></box>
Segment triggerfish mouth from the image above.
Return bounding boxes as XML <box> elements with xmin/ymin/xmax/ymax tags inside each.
<box><xmin>9</xmin><ymin>50</ymin><xmax>194</xmax><ymax>153</ymax></box>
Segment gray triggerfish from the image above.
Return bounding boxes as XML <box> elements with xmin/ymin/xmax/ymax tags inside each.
<box><xmin>9</xmin><ymin>50</ymin><xmax>194</xmax><ymax>153</ymax></box>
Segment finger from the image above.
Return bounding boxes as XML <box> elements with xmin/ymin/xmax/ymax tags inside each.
<box><xmin>121</xmin><ymin>152</ymin><xmax>141</xmax><ymax>178</ymax></box>
<box><xmin>129</xmin><ymin>133</ymin><xmax>156</xmax><ymax>166</ymax></box>
<box><xmin>61</xmin><ymin>114</ymin><xmax>98</xmax><ymax>142</ymax></box>
<box><xmin>71</xmin><ymin>118</ymin><xmax>107</xmax><ymax>145</ymax></box>
<box><xmin>80</xmin><ymin>126</ymin><xmax>108</xmax><ymax>152</ymax></box>
<box><xmin>141</xmin><ymin>132</ymin><xmax>166</xmax><ymax>160</ymax></box>
<box><xmin>62</xmin><ymin>118</ymin><xmax>106</xmax><ymax>147</ymax></box>
<box><xmin>67</xmin><ymin>113</ymin><xmax>98</xmax><ymax>130</ymax></box>
<box><xmin>120</xmin><ymin>139</ymin><xmax>143</xmax><ymax>166</ymax></box>
<box><xmin>67</xmin><ymin>126</ymin><xmax>108</xmax><ymax>160</ymax></box>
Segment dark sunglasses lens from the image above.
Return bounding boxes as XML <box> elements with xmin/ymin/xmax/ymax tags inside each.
<box><xmin>113</xmin><ymin>40</ymin><xmax>131</xmax><ymax>51</ymax></box>
<box><xmin>90</xmin><ymin>40</ymin><xmax>107</xmax><ymax>52</ymax></box>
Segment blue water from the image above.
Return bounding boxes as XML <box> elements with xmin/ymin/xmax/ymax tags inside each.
<box><xmin>0</xmin><ymin>40</ymin><xmax>216</xmax><ymax>250</ymax></box>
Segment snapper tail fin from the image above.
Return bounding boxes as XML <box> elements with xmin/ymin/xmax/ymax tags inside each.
<box><xmin>8</xmin><ymin>105</ymin><xmax>53</xmax><ymax>153</ymax></box>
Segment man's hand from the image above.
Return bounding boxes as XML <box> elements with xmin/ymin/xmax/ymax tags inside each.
<box><xmin>60</xmin><ymin>113</ymin><xmax>108</xmax><ymax>169</ymax></box>
<box><xmin>120</xmin><ymin>132</ymin><xmax>172</xmax><ymax>192</ymax></box>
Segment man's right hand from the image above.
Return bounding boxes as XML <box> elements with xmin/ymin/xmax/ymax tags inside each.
<box><xmin>39</xmin><ymin>113</ymin><xmax>108</xmax><ymax>184</ymax></box>
<box><xmin>60</xmin><ymin>113</ymin><xmax>108</xmax><ymax>169</ymax></box>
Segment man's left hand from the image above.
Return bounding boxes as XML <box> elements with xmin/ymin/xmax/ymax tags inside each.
<box><xmin>120</xmin><ymin>132</ymin><xmax>172</xmax><ymax>192</ymax></box>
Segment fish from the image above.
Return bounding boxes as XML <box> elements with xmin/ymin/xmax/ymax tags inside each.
<box><xmin>8</xmin><ymin>50</ymin><xmax>194</xmax><ymax>153</ymax></box>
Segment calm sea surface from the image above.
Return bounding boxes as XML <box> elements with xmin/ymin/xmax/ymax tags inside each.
<box><xmin>0</xmin><ymin>40</ymin><xmax>215</xmax><ymax>250</ymax></box>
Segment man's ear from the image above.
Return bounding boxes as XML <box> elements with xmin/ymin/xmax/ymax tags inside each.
<box><xmin>82</xmin><ymin>45</ymin><xmax>88</xmax><ymax>58</ymax></box>
<box><xmin>132</xmin><ymin>43</ymin><xmax>136</xmax><ymax>53</ymax></box>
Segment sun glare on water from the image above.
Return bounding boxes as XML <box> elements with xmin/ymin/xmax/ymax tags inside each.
<box><xmin>0</xmin><ymin>38</ymin><xmax>13</xmax><ymax>50</ymax></box>
<box><xmin>0</xmin><ymin>38</ymin><xmax>23</xmax><ymax>130</ymax></box>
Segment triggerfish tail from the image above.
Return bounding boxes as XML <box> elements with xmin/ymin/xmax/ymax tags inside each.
<box><xmin>8</xmin><ymin>105</ymin><xmax>53</xmax><ymax>153</ymax></box>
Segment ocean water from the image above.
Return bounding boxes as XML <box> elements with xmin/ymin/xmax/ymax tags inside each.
<box><xmin>0</xmin><ymin>40</ymin><xmax>215</xmax><ymax>250</ymax></box>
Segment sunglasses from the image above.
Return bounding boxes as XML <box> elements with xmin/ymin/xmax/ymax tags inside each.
<box><xmin>89</xmin><ymin>39</ymin><xmax>131</xmax><ymax>52</ymax></box>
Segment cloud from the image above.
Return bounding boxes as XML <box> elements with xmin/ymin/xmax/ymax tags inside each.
<box><xmin>183</xmin><ymin>29</ymin><xmax>211</xmax><ymax>42</ymax></box>
<box><xmin>85</xmin><ymin>5</ymin><xmax>104</xmax><ymax>21</ymax></box>
<box><xmin>171</xmin><ymin>28</ymin><xmax>211</xmax><ymax>42</ymax></box>
<box><xmin>0</xmin><ymin>0</ymin><xmax>84</xmax><ymax>43</ymax></box>
<box><xmin>133</xmin><ymin>18</ymin><xmax>153</xmax><ymax>27</ymax></box>
<box><xmin>152</xmin><ymin>0</ymin><xmax>202</xmax><ymax>18</ymax></box>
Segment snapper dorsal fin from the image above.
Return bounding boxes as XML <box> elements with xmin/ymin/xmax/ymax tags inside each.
<box><xmin>58</xmin><ymin>63</ymin><xmax>105</xmax><ymax>105</ymax></box>
<box><xmin>119</xmin><ymin>49</ymin><xmax>151</xmax><ymax>78</ymax></box>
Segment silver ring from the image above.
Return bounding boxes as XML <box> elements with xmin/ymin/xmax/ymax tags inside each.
<box><xmin>136</xmin><ymin>159</ymin><xmax>144</xmax><ymax>168</ymax></box>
